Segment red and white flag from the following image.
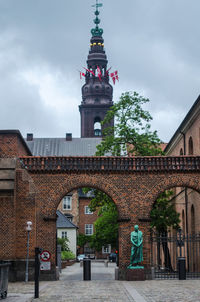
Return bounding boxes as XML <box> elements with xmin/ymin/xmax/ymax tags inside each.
<box><xmin>97</xmin><ymin>66</ymin><xmax>102</xmax><ymax>81</ymax></box>
<box><xmin>106</xmin><ymin>67</ymin><xmax>111</xmax><ymax>76</ymax></box>
<box><xmin>110</xmin><ymin>70</ymin><xmax>119</xmax><ymax>84</ymax></box>
<box><xmin>79</xmin><ymin>71</ymin><xmax>85</xmax><ymax>79</ymax></box>
<box><xmin>83</xmin><ymin>67</ymin><xmax>95</xmax><ymax>76</ymax></box>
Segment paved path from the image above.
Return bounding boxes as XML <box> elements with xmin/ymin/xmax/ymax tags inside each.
<box><xmin>6</xmin><ymin>262</ymin><xmax>200</xmax><ymax>302</ymax></box>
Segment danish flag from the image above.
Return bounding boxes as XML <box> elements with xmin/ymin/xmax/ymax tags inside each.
<box><xmin>97</xmin><ymin>66</ymin><xmax>102</xmax><ymax>81</ymax></box>
<box><xmin>110</xmin><ymin>70</ymin><xmax>119</xmax><ymax>85</ymax></box>
<box><xmin>79</xmin><ymin>71</ymin><xmax>85</xmax><ymax>79</ymax></box>
<box><xmin>83</xmin><ymin>67</ymin><xmax>95</xmax><ymax>76</ymax></box>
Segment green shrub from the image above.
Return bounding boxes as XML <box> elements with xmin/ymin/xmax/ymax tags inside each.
<box><xmin>57</xmin><ymin>237</ymin><xmax>70</xmax><ymax>252</ymax></box>
<box><xmin>61</xmin><ymin>251</ymin><xmax>75</xmax><ymax>260</ymax></box>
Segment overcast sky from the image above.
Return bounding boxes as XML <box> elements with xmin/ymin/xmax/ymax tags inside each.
<box><xmin>0</xmin><ymin>0</ymin><xmax>199</xmax><ymax>142</ymax></box>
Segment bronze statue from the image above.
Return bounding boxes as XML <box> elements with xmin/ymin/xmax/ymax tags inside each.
<box><xmin>128</xmin><ymin>225</ymin><xmax>144</xmax><ymax>269</ymax></box>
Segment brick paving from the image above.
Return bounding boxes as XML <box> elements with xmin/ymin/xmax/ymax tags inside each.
<box><xmin>6</xmin><ymin>263</ymin><xmax>200</xmax><ymax>302</ymax></box>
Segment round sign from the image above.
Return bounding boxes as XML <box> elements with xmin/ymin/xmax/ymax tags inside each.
<box><xmin>40</xmin><ymin>250</ymin><xmax>51</xmax><ymax>262</ymax></box>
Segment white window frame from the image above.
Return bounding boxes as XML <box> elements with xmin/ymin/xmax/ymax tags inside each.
<box><xmin>102</xmin><ymin>244</ymin><xmax>111</xmax><ymax>254</ymax></box>
<box><xmin>62</xmin><ymin>195</ymin><xmax>72</xmax><ymax>210</ymax></box>
<box><xmin>85</xmin><ymin>224</ymin><xmax>93</xmax><ymax>236</ymax></box>
<box><xmin>61</xmin><ymin>231</ymin><xmax>67</xmax><ymax>239</ymax></box>
<box><xmin>85</xmin><ymin>206</ymin><xmax>93</xmax><ymax>215</ymax></box>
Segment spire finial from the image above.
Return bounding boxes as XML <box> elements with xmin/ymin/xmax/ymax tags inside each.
<box><xmin>91</xmin><ymin>0</ymin><xmax>103</xmax><ymax>37</ymax></box>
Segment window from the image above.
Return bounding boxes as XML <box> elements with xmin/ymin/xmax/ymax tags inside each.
<box><xmin>85</xmin><ymin>206</ymin><xmax>93</xmax><ymax>215</ymax></box>
<box><xmin>188</xmin><ymin>136</ymin><xmax>193</xmax><ymax>155</ymax></box>
<box><xmin>102</xmin><ymin>244</ymin><xmax>111</xmax><ymax>254</ymax></box>
<box><xmin>180</xmin><ymin>148</ymin><xmax>183</xmax><ymax>155</ymax></box>
<box><xmin>94</xmin><ymin>117</ymin><xmax>101</xmax><ymax>137</ymax></box>
<box><xmin>64</xmin><ymin>214</ymin><xmax>73</xmax><ymax>222</ymax></box>
<box><xmin>182</xmin><ymin>209</ymin><xmax>185</xmax><ymax>234</ymax></box>
<box><xmin>191</xmin><ymin>205</ymin><xmax>195</xmax><ymax>234</ymax></box>
<box><xmin>62</xmin><ymin>231</ymin><xmax>67</xmax><ymax>239</ymax></box>
<box><xmin>63</xmin><ymin>196</ymin><xmax>72</xmax><ymax>210</ymax></box>
<box><xmin>85</xmin><ymin>224</ymin><xmax>93</xmax><ymax>235</ymax></box>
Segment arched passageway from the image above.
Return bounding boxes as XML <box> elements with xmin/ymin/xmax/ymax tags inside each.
<box><xmin>1</xmin><ymin>155</ymin><xmax>200</xmax><ymax>280</ymax></box>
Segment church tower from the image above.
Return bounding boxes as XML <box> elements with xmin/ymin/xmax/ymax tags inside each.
<box><xmin>79</xmin><ymin>2</ymin><xmax>114</xmax><ymax>138</ymax></box>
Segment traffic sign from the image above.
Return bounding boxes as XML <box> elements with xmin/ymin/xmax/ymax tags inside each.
<box><xmin>40</xmin><ymin>262</ymin><xmax>51</xmax><ymax>271</ymax></box>
<box><xmin>40</xmin><ymin>250</ymin><xmax>51</xmax><ymax>262</ymax></box>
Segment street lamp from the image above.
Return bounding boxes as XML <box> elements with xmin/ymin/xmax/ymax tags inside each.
<box><xmin>25</xmin><ymin>221</ymin><xmax>32</xmax><ymax>282</ymax></box>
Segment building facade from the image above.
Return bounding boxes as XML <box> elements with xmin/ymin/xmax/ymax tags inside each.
<box><xmin>164</xmin><ymin>95</ymin><xmax>200</xmax><ymax>235</ymax></box>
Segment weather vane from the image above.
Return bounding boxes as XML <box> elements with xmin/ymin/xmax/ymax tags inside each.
<box><xmin>92</xmin><ymin>0</ymin><xmax>103</xmax><ymax>11</ymax></box>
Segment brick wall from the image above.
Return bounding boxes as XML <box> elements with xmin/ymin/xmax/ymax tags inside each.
<box><xmin>165</xmin><ymin>109</ymin><xmax>200</xmax><ymax>236</ymax></box>
<box><xmin>0</xmin><ymin>148</ymin><xmax>200</xmax><ymax>279</ymax></box>
<box><xmin>0</xmin><ymin>131</ymin><xmax>31</xmax><ymax>158</ymax></box>
<box><xmin>0</xmin><ymin>191</ymin><xmax>16</xmax><ymax>259</ymax></box>
<box><xmin>3</xmin><ymin>165</ymin><xmax>199</xmax><ymax>278</ymax></box>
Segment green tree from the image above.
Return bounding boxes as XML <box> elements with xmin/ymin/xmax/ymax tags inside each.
<box><xmin>150</xmin><ymin>190</ymin><xmax>180</xmax><ymax>233</ymax></box>
<box><xmin>87</xmin><ymin>91</ymin><xmax>163</xmax><ymax>252</ymax></box>
<box><xmin>83</xmin><ymin>188</ymin><xmax>112</xmax><ymax>212</ymax></box>
<box><xmin>90</xmin><ymin>202</ymin><xmax>118</xmax><ymax>251</ymax></box>
<box><xmin>94</xmin><ymin>91</ymin><xmax>179</xmax><ymax>269</ymax></box>
<box><xmin>150</xmin><ymin>190</ymin><xmax>180</xmax><ymax>271</ymax></box>
<box><xmin>77</xmin><ymin>233</ymin><xmax>91</xmax><ymax>248</ymax></box>
<box><xmin>96</xmin><ymin>91</ymin><xmax>163</xmax><ymax>156</ymax></box>
<box><xmin>82</xmin><ymin>188</ymin><xmax>118</xmax><ymax>251</ymax></box>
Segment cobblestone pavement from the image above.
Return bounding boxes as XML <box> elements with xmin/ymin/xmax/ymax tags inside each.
<box><xmin>6</xmin><ymin>262</ymin><xmax>200</xmax><ymax>302</ymax></box>
<box><xmin>125</xmin><ymin>279</ymin><xmax>200</xmax><ymax>302</ymax></box>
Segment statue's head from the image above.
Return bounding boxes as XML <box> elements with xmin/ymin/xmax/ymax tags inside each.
<box><xmin>134</xmin><ymin>225</ymin><xmax>139</xmax><ymax>231</ymax></box>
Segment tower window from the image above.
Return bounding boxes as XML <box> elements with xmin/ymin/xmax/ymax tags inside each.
<box><xmin>94</xmin><ymin>117</ymin><xmax>102</xmax><ymax>136</ymax></box>
<box><xmin>188</xmin><ymin>136</ymin><xmax>193</xmax><ymax>155</ymax></box>
<box><xmin>94</xmin><ymin>129</ymin><xmax>101</xmax><ymax>136</ymax></box>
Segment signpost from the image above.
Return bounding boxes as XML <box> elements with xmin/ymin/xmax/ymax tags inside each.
<box><xmin>40</xmin><ymin>250</ymin><xmax>51</xmax><ymax>271</ymax></box>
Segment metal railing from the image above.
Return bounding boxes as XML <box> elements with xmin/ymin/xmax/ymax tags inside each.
<box><xmin>149</xmin><ymin>231</ymin><xmax>200</xmax><ymax>279</ymax></box>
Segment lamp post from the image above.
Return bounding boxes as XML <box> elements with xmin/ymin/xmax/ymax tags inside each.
<box><xmin>25</xmin><ymin>221</ymin><xmax>32</xmax><ymax>282</ymax></box>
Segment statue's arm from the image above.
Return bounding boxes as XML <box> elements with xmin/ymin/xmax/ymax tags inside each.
<box><xmin>138</xmin><ymin>232</ymin><xmax>143</xmax><ymax>246</ymax></box>
<box><xmin>131</xmin><ymin>232</ymin><xmax>138</xmax><ymax>247</ymax></box>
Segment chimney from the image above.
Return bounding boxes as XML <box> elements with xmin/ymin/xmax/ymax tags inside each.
<box><xmin>66</xmin><ymin>133</ymin><xmax>72</xmax><ymax>141</ymax></box>
<box><xmin>27</xmin><ymin>133</ymin><xmax>33</xmax><ymax>141</ymax></box>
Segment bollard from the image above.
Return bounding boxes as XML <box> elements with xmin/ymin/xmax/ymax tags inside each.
<box><xmin>35</xmin><ymin>247</ymin><xmax>43</xmax><ymax>299</ymax></box>
<box><xmin>57</xmin><ymin>245</ymin><xmax>62</xmax><ymax>273</ymax></box>
<box><xmin>178</xmin><ymin>257</ymin><xmax>186</xmax><ymax>280</ymax></box>
<box><xmin>83</xmin><ymin>259</ymin><xmax>91</xmax><ymax>281</ymax></box>
<box><xmin>151</xmin><ymin>267</ymin><xmax>155</xmax><ymax>280</ymax></box>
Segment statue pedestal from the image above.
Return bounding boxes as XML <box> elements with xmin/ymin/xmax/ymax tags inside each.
<box><xmin>126</xmin><ymin>267</ymin><xmax>145</xmax><ymax>281</ymax></box>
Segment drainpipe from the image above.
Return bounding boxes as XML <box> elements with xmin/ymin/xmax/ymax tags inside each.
<box><xmin>181</xmin><ymin>131</ymin><xmax>189</xmax><ymax>272</ymax></box>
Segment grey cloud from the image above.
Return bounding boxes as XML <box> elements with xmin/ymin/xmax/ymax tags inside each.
<box><xmin>0</xmin><ymin>0</ymin><xmax>199</xmax><ymax>141</ymax></box>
